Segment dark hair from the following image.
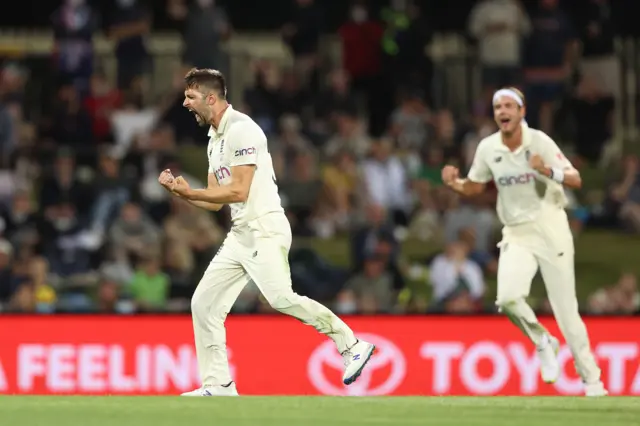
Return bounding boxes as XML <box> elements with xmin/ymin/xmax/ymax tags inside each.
<box><xmin>184</xmin><ymin>68</ymin><xmax>227</xmax><ymax>99</ymax></box>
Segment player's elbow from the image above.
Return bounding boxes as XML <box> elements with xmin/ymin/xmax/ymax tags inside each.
<box><xmin>230</xmin><ymin>184</ymin><xmax>250</xmax><ymax>203</ymax></box>
<box><xmin>564</xmin><ymin>170</ymin><xmax>582</xmax><ymax>189</ymax></box>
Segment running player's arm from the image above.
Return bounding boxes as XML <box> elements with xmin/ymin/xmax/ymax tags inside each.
<box><xmin>446</xmin><ymin>144</ymin><xmax>491</xmax><ymax>196</ymax></box>
<box><xmin>176</xmin><ymin>174</ymin><xmax>224</xmax><ymax>211</ymax></box>
<box><xmin>532</xmin><ymin>134</ymin><xmax>582</xmax><ymax>189</ymax></box>
<box><xmin>176</xmin><ymin>123</ymin><xmax>258</xmax><ymax>204</ymax></box>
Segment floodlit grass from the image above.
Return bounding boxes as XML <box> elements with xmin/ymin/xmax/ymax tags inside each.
<box><xmin>1</xmin><ymin>396</ymin><xmax>639</xmax><ymax>426</ymax></box>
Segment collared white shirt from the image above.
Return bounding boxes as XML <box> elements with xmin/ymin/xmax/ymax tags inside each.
<box><xmin>207</xmin><ymin>106</ymin><xmax>283</xmax><ymax>225</ymax></box>
<box><xmin>468</xmin><ymin>123</ymin><xmax>572</xmax><ymax>226</ymax></box>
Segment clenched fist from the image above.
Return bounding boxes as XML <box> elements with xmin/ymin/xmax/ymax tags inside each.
<box><xmin>528</xmin><ymin>154</ymin><xmax>546</xmax><ymax>173</ymax></box>
<box><xmin>172</xmin><ymin>175</ymin><xmax>191</xmax><ymax>196</ymax></box>
<box><xmin>158</xmin><ymin>169</ymin><xmax>175</xmax><ymax>189</ymax></box>
<box><xmin>441</xmin><ymin>165</ymin><xmax>460</xmax><ymax>185</ymax></box>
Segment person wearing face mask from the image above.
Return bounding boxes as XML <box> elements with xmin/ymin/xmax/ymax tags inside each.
<box><xmin>338</xmin><ymin>4</ymin><xmax>384</xmax><ymax>88</ymax></box>
<box><xmin>108</xmin><ymin>0</ymin><xmax>152</xmax><ymax>90</ymax></box>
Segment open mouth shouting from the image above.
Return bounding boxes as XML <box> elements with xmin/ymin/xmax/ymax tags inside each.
<box><xmin>189</xmin><ymin>109</ymin><xmax>202</xmax><ymax>121</ymax></box>
<box><xmin>498</xmin><ymin>116</ymin><xmax>512</xmax><ymax>128</ymax></box>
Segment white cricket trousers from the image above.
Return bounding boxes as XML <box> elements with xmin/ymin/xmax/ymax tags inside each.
<box><xmin>495</xmin><ymin>204</ymin><xmax>601</xmax><ymax>384</ymax></box>
<box><xmin>190</xmin><ymin>212</ymin><xmax>357</xmax><ymax>386</ymax></box>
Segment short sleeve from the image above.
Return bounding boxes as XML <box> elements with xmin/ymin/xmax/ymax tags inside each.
<box><xmin>539</xmin><ymin>133</ymin><xmax>573</xmax><ymax>170</ymax></box>
<box><xmin>228</xmin><ymin>122</ymin><xmax>264</xmax><ymax>167</ymax></box>
<box><xmin>467</xmin><ymin>146</ymin><xmax>493</xmax><ymax>183</ymax></box>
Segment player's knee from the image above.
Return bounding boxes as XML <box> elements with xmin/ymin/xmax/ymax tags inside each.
<box><xmin>190</xmin><ymin>292</ymin><xmax>206</xmax><ymax>318</ymax></box>
<box><xmin>266</xmin><ymin>290</ymin><xmax>300</xmax><ymax>311</ymax></box>
<box><xmin>496</xmin><ymin>297</ymin><xmax>524</xmax><ymax>314</ymax></box>
<box><xmin>191</xmin><ymin>285</ymin><xmax>215</xmax><ymax>320</ymax></box>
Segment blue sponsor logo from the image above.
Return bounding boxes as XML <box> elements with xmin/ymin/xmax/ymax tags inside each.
<box><xmin>234</xmin><ymin>147</ymin><xmax>256</xmax><ymax>157</ymax></box>
<box><xmin>497</xmin><ymin>172</ymin><xmax>537</xmax><ymax>186</ymax></box>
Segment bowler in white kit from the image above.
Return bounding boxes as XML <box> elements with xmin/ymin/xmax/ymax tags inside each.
<box><xmin>157</xmin><ymin>68</ymin><xmax>375</xmax><ymax>396</ymax></box>
<box><xmin>441</xmin><ymin>87</ymin><xmax>607</xmax><ymax>397</ymax></box>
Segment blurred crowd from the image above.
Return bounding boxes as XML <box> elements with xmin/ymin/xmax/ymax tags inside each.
<box><xmin>0</xmin><ymin>0</ymin><xmax>638</xmax><ymax>315</ymax></box>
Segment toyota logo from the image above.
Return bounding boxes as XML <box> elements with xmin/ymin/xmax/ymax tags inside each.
<box><xmin>307</xmin><ymin>333</ymin><xmax>406</xmax><ymax>396</ymax></box>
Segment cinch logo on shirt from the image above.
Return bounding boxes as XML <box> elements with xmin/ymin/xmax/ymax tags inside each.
<box><xmin>234</xmin><ymin>147</ymin><xmax>256</xmax><ymax>157</ymax></box>
<box><xmin>497</xmin><ymin>172</ymin><xmax>537</xmax><ymax>186</ymax></box>
<box><xmin>214</xmin><ymin>166</ymin><xmax>231</xmax><ymax>182</ymax></box>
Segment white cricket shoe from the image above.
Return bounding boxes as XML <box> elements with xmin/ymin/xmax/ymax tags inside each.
<box><xmin>584</xmin><ymin>381</ymin><xmax>608</xmax><ymax>397</ymax></box>
<box><xmin>342</xmin><ymin>340</ymin><xmax>376</xmax><ymax>385</ymax></box>
<box><xmin>537</xmin><ymin>334</ymin><xmax>560</xmax><ymax>383</ymax></box>
<box><xmin>181</xmin><ymin>382</ymin><xmax>239</xmax><ymax>396</ymax></box>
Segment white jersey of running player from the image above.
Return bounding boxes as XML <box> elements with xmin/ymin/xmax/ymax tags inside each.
<box><xmin>158</xmin><ymin>67</ymin><xmax>376</xmax><ymax>397</ymax></box>
<box><xmin>441</xmin><ymin>87</ymin><xmax>607</xmax><ymax>397</ymax></box>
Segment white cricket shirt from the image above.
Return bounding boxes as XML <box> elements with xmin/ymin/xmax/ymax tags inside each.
<box><xmin>467</xmin><ymin>123</ymin><xmax>573</xmax><ymax>226</ymax></box>
<box><xmin>207</xmin><ymin>106</ymin><xmax>284</xmax><ymax>225</ymax></box>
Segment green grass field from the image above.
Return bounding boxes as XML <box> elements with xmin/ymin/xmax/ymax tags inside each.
<box><xmin>1</xmin><ymin>397</ymin><xmax>639</xmax><ymax>426</ymax></box>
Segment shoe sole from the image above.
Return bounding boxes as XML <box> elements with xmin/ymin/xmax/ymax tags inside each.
<box><xmin>343</xmin><ymin>344</ymin><xmax>376</xmax><ymax>385</ymax></box>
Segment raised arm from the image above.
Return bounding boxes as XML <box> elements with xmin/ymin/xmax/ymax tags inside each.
<box><xmin>180</xmin><ymin>173</ymin><xmax>225</xmax><ymax>211</ymax></box>
<box><xmin>172</xmin><ymin>122</ymin><xmax>260</xmax><ymax>204</ymax></box>
<box><xmin>176</xmin><ymin>165</ymin><xmax>255</xmax><ymax>204</ymax></box>
<box><xmin>529</xmin><ymin>134</ymin><xmax>582</xmax><ymax>189</ymax></box>
<box><xmin>442</xmin><ymin>144</ymin><xmax>491</xmax><ymax>197</ymax></box>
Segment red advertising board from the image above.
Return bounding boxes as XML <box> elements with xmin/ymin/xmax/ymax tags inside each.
<box><xmin>0</xmin><ymin>316</ymin><xmax>638</xmax><ymax>396</ymax></box>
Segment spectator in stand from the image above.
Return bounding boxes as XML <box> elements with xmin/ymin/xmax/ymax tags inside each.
<box><xmin>570</xmin><ymin>73</ymin><xmax>614</xmax><ymax>164</ymax></box>
<box><xmin>608</xmin><ymin>155</ymin><xmax>640</xmax><ymax>233</ymax></box>
<box><xmin>468</xmin><ymin>0</ymin><xmax>531</xmax><ymax>90</ymax></box>
<box><xmin>128</xmin><ymin>253</ymin><xmax>170</xmax><ymax>312</ymax></box>
<box><xmin>577</xmin><ymin>0</ymin><xmax>619</xmax><ymax>100</ymax></box>
<box><xmin>38</xmin><ymin>148</ymin><xmax>92</xmax><ymax>217</ymax></box>
<box><xmin>108</xmin><ymin>0</ymin><xmax>152</xmax><ymax>91</ymax></box>
<box><xmin>321</xmin><ymin>150</ymin><xmax>361</xmax><ymax>229</ymax></box>
<box><xmin>361</xmin><ymin>139</ymin><xmax>411</xmax><ymax>226</ymax></box>
<box><xmin>313</xmin><ymin>69</ymin><xmax>358</xmax><ymax>134</ymax></box>
<box><xmin>282</xmin><ymin>0</ymin><xmax>323</xmax><ymax>90</ymax></box>
<box><xmin>167</xmin><ymin>0</ymin><xmax>232</xmax><ymax>73</ymax></box>
<box><xmin>162</xmin><ymin>196</ymin><xmax>223</xmax><ymax>286</ymax></box>
<box><xmin>90</xmin><ymin>151</ymin><xmax>136</xmax><ymax>236</ymax></box>
<box><xmin>51</xmin><ymin>0</ymin><xmax>97</xmax><ymax>95</ymax></box>
<box><xmin>243</xmin><ymin>60</ymin><xmax>281</xmax><ymax>137</ymax></box>
<box><xmin>338</xmin><ymin>3</ymin><xmax>384</xmax><ymax>120</ymax></box>
<box><xmin>279</xmin><ymin>151</ymin><xmax>323</xmax><ymax>236</ymax></box>
<box><xmin>522</xmin><ymin>0</ymin><xmax>577</xmax><ymax>134</ymax></box>
<box><xmin>587</xmin><ymin>273</ymin><xmax>639</xmax><ymax>315</ymax></box>
<box><xmin>50</xmin><ymin>83</ymin><xmax>94</xmax><ymax>151</ymax></box>
<box><xmin>337</xmin><ymin>254</ymin><xmax>397</xmax><ymax>314</ymax></box>
<box><xmin>83</xmin><ymin>72</ymin><xmax>123</xmax><ymax>143</ymax></box>
<box><xmin>108</xmin><ymin>202</ymin><xmax>161</xmax><ymax>268</ymax></box>
<box><xmin>428</xmin><ymin>241</ymin><xmax>486</xmax><ymax>312</ymax></box>
<box><xmin>389</xmin><ymin>89</ymin><xmax>431</xmax><ymax>152</ymax></box>
<box><xmin>1</xmin><ymin>191</ymin><xmax>40</xmax><ymax>250</ymax></box>
<box><xmin>276</xmin><ymin>68</ymin><xmax>312</xmax><ymax>120</ymax></box>
<box><xmin>324</xmin><ymin>109</ymin><xmax>371</xmax><ymax>160</ymax></box>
